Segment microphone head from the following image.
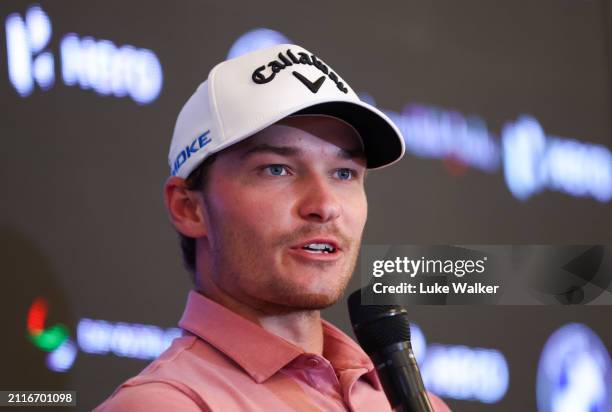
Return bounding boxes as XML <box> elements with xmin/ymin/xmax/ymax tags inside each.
<box><xmin>347</xmin><ymin>288</ymin><xmax>411</xmax><ymax>354</ymax></box>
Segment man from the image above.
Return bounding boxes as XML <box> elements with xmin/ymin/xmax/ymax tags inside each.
<box><xmin>96</xmin><ymin>44</ymin><xmax>450</xmax><ymax>411</ymax></box>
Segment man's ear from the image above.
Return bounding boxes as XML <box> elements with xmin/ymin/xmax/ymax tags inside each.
<box><xmin>163</xmin><ymin>176</ymin><xmax>208</xmax><ymax>238</ymax></box>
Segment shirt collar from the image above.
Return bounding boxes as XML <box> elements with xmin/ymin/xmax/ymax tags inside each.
<box><xmin>321</xmin><ymin>318</ymin><xmax>382</xmax><ymax>390</ymax></box>
<box><xmin>179</xmin><ymin>290</ymin><xmax>380</xmax><ymax>389</ymax></box>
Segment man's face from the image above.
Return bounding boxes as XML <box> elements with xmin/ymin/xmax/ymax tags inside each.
<box><xmin>197</xmin><ymin>115</ymin><xmax>368</xmax><ymax>312</ymax></box>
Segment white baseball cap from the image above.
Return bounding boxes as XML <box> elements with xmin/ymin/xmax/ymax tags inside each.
<box><xmin>168</xmin><ymin>43</ymin><xmax>405</xmax><ymax>178</ymax></box>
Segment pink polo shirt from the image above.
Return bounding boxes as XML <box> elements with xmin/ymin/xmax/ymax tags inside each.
<box><xmin>95</xmin><ymin>291</ymin><xmax>450</xmax><ymax>411</ymax></box>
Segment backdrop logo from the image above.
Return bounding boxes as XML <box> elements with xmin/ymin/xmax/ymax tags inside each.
<box><xmin>536</xmin><ymin>323</ymin><xmax>611</xmax><ymax>412</ymax></box>
<box><xmin>26</xmin><ymin>297</ymin><xmax>180</xmax><ymax>373</ymax></box>
<box><xmin>27</xmin><ymin>297</ymin><xmax>77</xmax><ymax>373</ymax></box>
<box><xmin>5</xmin><ymin>5</ymin><xmax>54</xmax><ymax>96</ymax></box>
<box><xmin>410</xmin><ymin>323</ymin><xmax>509</xmax><ymax>404</ymax></box>
<box><xmin>386</xmin><ymin>104</ymin><xmax>501</xmax><ymax>175</ymax></box>
<box><xmin>502</xmin><ymin>117</ymin><xmax>612</xmax><ymax>202</ymax></box>
<box><xmin>5</xmin><ymin>4</ymin><xmax>163</xmax><ymax>104</ymax></box>
<box><xmin>385</xmin><ymin>105</ymin><xmax>612</xmax><ymax>203</ymax></box>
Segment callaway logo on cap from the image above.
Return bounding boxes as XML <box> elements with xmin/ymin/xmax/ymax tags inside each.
<box><xmin>168</xmin><ymin>43</ymin><xmax>405</xmax><ymax>178</ymax></box>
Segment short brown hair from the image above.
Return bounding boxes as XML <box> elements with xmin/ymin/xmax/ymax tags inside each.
<box><xmin>179</xmin><ymin>154</ymin><xmax>217</xmax><ymax>280</ymax></box>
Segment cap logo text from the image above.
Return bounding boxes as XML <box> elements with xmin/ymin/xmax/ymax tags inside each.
<box><xmin>251</xmin><ymin>49</ymin><xmax>348</xmax><ymax>94</ymax></box>
<box><xmin>171</xmin><ymin>130</ymin><xmax>212</xmax><ymax>176</ymax></box>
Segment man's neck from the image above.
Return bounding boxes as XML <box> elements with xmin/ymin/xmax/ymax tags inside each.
<box><xmin>258</xmin><ymin>310</ymin><xmax>324</xmax><ymax>355</ymax></box>
<box><xmin>197</xmin><ymin>287</ymin><xmax>324</xmax><ymax>355</ymax></box>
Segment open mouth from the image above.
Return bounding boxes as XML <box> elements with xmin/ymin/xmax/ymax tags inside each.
<box><xmin>301</xmin><ymin>243</ymin><xmax>337</xmax><ymax>254</ymax></box>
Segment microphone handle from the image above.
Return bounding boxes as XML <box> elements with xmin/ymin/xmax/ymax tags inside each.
<box><xmin>372</xmin><ymin>342</ymin><xmax>434</xmax><ymax>412</ymax></box>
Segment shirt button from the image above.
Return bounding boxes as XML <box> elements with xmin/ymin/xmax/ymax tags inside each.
<box><xmin>306</xmin><ymin>357</ymin><xmax>320</xmax><ymax>368</ymax></box>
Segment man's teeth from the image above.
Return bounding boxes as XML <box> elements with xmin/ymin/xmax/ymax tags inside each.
<box><xmin>302</xmin><ymin>243</ymin><xmax>336</xmax><ymax>253</ymax></box>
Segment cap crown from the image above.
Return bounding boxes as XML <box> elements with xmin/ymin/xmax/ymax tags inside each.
<box><xmin>169</xmin><ymin>44</ymin><xmax>361</xmax><ymax>178</ymax></box>
<box><xmin>169</xmin><ymin>44</ymin><xmax>404</xmax><ymax>178</ymax></box>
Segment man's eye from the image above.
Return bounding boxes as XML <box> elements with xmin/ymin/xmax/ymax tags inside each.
<box><xmin>264</xmin><ymin>164</ymin><xmax>289</xmax><ymax>176</ymax></box>
<box><xmin>335</xmin><ymin>168</ymin><xmax>354</xmax><ymax>180</ymax></box>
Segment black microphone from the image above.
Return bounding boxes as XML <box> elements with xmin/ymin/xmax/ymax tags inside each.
<box><xmin>348</xmin><ymin>289</ymin><xmax>433</xmax><ymax>412</ymax></box>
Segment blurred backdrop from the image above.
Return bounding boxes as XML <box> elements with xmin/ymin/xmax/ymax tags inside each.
<box><xmin>1</xmin><ymin>1</ymin><xmax>611</xmax><ymax>411</ymax></box>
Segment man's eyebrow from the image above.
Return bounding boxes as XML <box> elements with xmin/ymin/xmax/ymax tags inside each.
<box><xmin>241</xmin><ymin>143</ymin><xmax>365</xmax><ymax>160</ymax></box>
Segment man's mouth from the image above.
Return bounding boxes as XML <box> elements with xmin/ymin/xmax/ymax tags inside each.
<box><xmin>290</xmin><ymin>238</ymin><xmax>342</xmax><ymax>256</ymax></box>
<box><xmin>301</xmin><ymin>243</ymin><xmax>336</xmax><ymax>254</ymax></box>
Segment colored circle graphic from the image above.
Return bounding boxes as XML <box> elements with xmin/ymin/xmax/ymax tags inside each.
<box><xmin>27</xmin><ymin>297</ymin><xmax>69</xmax><ymax>351</ymax></box>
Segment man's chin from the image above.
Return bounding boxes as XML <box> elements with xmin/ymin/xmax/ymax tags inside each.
<box><xmin>255</xmin><ymin>271</ymin><xmax>354</xmax><ymax>311</ymax></box>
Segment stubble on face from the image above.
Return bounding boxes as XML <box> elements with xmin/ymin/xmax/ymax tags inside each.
<box><xmin>205</xmin><ymin>198</ymin><xmax>363</xmax><ymax>313</ymax></box>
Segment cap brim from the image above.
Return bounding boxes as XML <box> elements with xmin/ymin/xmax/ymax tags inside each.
<box><xmin>293</xmin><ymin>101</ymin><xmax>405</xmax><ymax>169</ymax></box>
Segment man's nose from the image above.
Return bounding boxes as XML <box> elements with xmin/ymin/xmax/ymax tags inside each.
<box><xmin>297</xmin><ymin>175</ymin><xmax>342</xmax><ymax>223</ymax></box>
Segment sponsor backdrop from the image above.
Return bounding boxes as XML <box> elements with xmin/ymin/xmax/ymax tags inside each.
<box><xmin>1</xmin><ymin>1</ymin><xmax>611</xmax><ymax>411</ymax></box>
